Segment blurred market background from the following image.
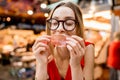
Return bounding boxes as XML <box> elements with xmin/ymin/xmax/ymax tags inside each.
<box><xmin>0</xmin><ymin>0</ymin><xmax>120</xmax><ymax>80</ymax></box>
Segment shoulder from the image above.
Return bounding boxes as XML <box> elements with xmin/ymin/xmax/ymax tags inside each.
<box><xmin>109</xmin><ymin>41</ymin><xmax>120</xmax><ymax>49</ymax></box>
<box><xmin>85</xmin><ymin>41</ymin><xmax>94</xmax><ymax>52</ymax></box>
<box><xmin>85</xmin><ymin>41</ymin><xmax>94</xmax><ymax>58</ymax></box>
<box><xmin>85</xmin><ymin>41</ymin><xmax>94</xmax><ymax>47</ymax></box>
<box><xmin>84</xmin><ymin>42</ymin><xmax>94</xmax><ymax>69</ymax></box>
<box><xmin>112</xmin><ymin>41</ymin><xmax>120</xmax><ymax>44</ymax></box>
<box><xmin>110</xmin><ymin>41</ymin><xmax>120</xmax><ymax>46</ymax></box>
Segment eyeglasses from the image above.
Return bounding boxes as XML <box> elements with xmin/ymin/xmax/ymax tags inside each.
<box><xmin>46</xmin><ymin>18</ymin><xmax>78</xmax><ymax>31</ymax></box>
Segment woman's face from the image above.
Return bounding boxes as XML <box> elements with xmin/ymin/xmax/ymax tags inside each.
<box><xmin>50</xmin><ymin>6</ymin><xmax>76</xmax><ymax>36</ymax></box>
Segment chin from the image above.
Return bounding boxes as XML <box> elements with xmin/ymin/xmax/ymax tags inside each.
<box><xmin>57</xmin><ymin>46</ymin><xmax>70</xmax><ymax>58</ymax></box>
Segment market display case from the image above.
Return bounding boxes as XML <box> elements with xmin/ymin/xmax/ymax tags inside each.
<box><xmin>83</xmin><ymin>10</ymin><xmax>111</xmax><ymax>79</ymax></box>
<box><xmin>83</xmin><ymin>10</ymin><xmax>111</xmax><ymax>63</ymax></box>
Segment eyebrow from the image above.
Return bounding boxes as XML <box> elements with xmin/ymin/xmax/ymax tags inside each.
<box><xmin>52</xmin><ymin>16</ymin><xmax>75</xmax><ymax>20</ymax></box>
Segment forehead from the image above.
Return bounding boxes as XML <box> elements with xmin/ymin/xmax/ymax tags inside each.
<box><xmin>52</xmin><ymin>6</ymin><xmax>75</xmax><ymax>19</ymax></box>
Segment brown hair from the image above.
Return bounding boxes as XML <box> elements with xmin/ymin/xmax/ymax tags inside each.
<box><xmin>114</xmin><ymin>32</ymin><xmax>120</xmax><ymax>40</ymax></box>
<box><xmin>46</xmin><ymin>2</ymin><xmax>84</xmax><ymax>38</ymax></box>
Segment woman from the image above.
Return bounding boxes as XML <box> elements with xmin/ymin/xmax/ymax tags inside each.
<box><xmin>32</xmin><ymin>2</ymin><xmax>94</xmax><ymax>80</ymax></box>
<box><xmin>107</xmin><ymin>32</ymin><xmax>120</xmax><ymax>80</ymax></box>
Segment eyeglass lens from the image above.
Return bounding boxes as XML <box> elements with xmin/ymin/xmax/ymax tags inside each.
<box><xmin>48</xmin><ymin>19</ymin><xmax>76</xmax><ymax>31</ymax></box>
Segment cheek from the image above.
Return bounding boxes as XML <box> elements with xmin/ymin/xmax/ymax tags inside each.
<box><xmin>50</xmin><ymin>31</ymin><xmax>54</xmax><ymax>35</ymax></box>
<box><xmin>72</xmin><ymin>30</ymin><xmax>76</xmax><ymax>35</ymax></box>
<box><xmin>67</xmin><ymin>29</ymin><xmax>76</xmax><ymax>36</ymax></box>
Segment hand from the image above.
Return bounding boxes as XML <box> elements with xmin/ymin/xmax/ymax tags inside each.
<box><xmin>32</xmin><ymin>35</ymin><xmax>51</xmax><ymax>65</ymax></box>
<box><xmin>66</xmin><ymin>35</ymin><xmax>86</xmax><ymax>67</ymax></box>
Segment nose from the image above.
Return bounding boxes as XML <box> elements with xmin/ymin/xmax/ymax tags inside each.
<box><xmin>56</xmin><ymin>22</ymin><xmax>65</xmax><ymax>32</ymax></box>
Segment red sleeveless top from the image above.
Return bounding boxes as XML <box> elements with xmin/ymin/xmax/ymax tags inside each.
<box><xmin>47</xmin><ymin>41</ymin><xmax>93</xmax><ymax>80</ymax></box>
<box><xmin>107</xmin><ymin>41</ymin><xmax>120</xmax><ymax>69</ymax></box>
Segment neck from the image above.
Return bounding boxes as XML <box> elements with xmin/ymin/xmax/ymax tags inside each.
<box><xmin>54</xmin><ymin>57</ymin><xmax>69</xmax><ymax>67</ymax></box>
<box><xmin>54</xmin><ymin>57</ymin><xmax>69</xmax><ymax>78</ymax></box>
<box><xmin>114</xmin><ymin>38</ymin><xmax>120</xmax><ymax>41</ymax></box>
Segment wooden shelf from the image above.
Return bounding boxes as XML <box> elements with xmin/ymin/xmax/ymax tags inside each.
<box><xmin>112</xmin><ymin>9</ymin><xmax>120</xmax><ymax>16</ymax></box>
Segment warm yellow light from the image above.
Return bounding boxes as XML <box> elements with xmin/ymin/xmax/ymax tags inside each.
<box><xmin>94</xmin><ymin>11</ymin><xmax>111</xmax><ymax>19</ymax></box>
<box><xmin>6</xmin><ymin>17</ymin><xmax>11</xmax><ymax>22</ymax></box>
<box><xmin>40</xmin><ymin>3</ymin><xmax>47</xmax><ymax>9</ymax></box>
<box><xmin>27</xmin><ymin>10</ymin><xmax>33</xmax><ymax>15</ymax></box>
<box><xmin>84</xmin><ymin>20</ymin><xmax>111</xmax><ymax>32</ymax></box>
<box><xmin>44</xmin><ymin>13</ymin><xmax>49</xmax><ymax>17</ymax></box>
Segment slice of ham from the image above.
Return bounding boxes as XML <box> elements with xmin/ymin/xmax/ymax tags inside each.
<box><xmin>51</xmin><ymin>34</ymin><xmax>66</xmax><ymax>47</ymax></box>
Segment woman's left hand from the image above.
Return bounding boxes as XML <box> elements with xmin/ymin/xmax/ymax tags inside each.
<box><xmin>66</xmin><ymin>35</ymin><xmax>86</xmax><ymax>67</ymax></box>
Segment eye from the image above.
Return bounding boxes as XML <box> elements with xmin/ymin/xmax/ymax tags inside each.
<box><xmin>51</xmin><ymin>19</ymin><xmax>58</xmax><ymax>26</ymax></box>
<box><xmin>65</xmin><ymin>20</ymin><xmax>75</xmax><ymax>26</ymax></box>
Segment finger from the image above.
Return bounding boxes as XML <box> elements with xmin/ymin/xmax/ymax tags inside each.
<box><xmin>66</xmin><ymin>45</ymin><xmax>75</xmax><ymax>58</ymax></box>
<box><xmin>34</xmin><ymin>37</ymin><xmax>50</xmax><ymax>46</ymax></box>
<box><xmin>66</xmin><ymin>37</ymin><xmax>82</xmax><ymax>50</ymax></box>
<box><xmin>32</xmin><ymin>36</ymin><xmax>51</xmax><ymax>51</ymax></box>
<box><xmin>66</xmin><ymin>39</ymin><xmax>81</xmax><ymax>55</ymax></box>
<box><xmin>45</xmin><ymin>45</ymin><xmax>52</xmax><ymax>55</ymax></box>
<box><xmin>48</xmin><ymin>55</ymin><xmax>53</xmax><ymax>62</ymax></box>
<box><xmin>33</xmin><ymin>35</ymin><xmax>51</xmax><ymax>47</ymax></box>
<box><xmin>71</xmin><ymin>35</ymin><xmax>85</xmax><ymax>49</ymax></box>
<box><xmin>33</xmin><ymin>42</ymin><xmax>48</xmax><ymax>51</ymax></box>
<box><xmin>66</xmin><ymin>39</ymin><xmax>85</xmax><ymax>57</ymax></box>
<box><xmin>33</xmin><ymin>47</ymin><xmax>46</xmax><ymax>56</ymax></box>
<box><xmin>80</xmin><ymin>47</ymin><xmax>85</xmax><ymax>55</ymax></box>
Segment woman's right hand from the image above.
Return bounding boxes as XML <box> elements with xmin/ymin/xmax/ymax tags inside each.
<box><xmin>32</xmin><ymin>35</ymin><xmax>51</xmax><ymax>65</ymax></box>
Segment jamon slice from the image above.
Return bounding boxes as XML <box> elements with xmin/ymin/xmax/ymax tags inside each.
<box><xmin>51</xmin><ymin>34</ymin><xmax>66</xmax><ymax>47</ymax></box>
